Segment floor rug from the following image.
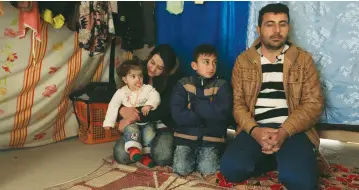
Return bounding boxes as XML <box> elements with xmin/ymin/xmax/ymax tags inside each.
<box><xmin>44</xmin><ymin>156</ymin><xmax>228</xmax><ymax>190</ymax></box>
<box><xmin>217</xmin><ymin>163</ymin><xmax>359</xmax><ymax>190</ymax></box>
<box><xmin>45</xmin><ymin>155</ymin><xmax>359</xmax><ymax>190</ymax></box>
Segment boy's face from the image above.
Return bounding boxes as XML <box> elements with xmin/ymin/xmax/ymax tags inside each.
<box><xmin>191</xmin><ymin>54</ymin><xmax>217</xmax><ymax>79</ymax></box>
<box><xmin>122</xmin><ymin>69</ymin><xmax>143</xmax><ymax>91</ymax></box>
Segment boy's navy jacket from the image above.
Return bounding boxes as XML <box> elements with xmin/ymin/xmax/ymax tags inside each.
<box><xmin>170</xmin><ymin>74</ymin><xmax>233</xmax><ymax>145</ymax></box>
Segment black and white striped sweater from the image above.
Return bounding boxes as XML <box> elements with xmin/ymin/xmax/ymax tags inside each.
<box><xmin>254</xmin><ymin>44</ymin><xmax>290</xmax><ymax>125</ymax></box>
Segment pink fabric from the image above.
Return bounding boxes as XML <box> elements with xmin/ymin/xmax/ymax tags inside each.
<box><xmin>18</xmin><ymin>1</ymin><xmax>41</xmax><ymax>41</ymax></box>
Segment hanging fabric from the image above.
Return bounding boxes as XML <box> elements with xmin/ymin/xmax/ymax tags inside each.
<box><xmin>10</xmin><ymin>1</ymin><xmax>33</xmax><ymax>12</ymax></box>
<box><xmin>116</xmin><ymin>2</ymin><xmax>144</xmax><ymax>52</ymax></box>
<box><xmin>113</xmin><ymin>2</ymin><xmax>156</xmax><ymax>51</ymax></box>
<box><xmin>110</xmin><ymin>1</ymin><xmax>118</xmax><ymax>13</ymax></box>
<box><xmin>166</xmin><ymin>1</ymin><xmax>184</xmax><ymax>15</ymax></box>
<box><xmin>38</xmin><ymin>2</ymin><xmax>73</xmax><ymax>29</ymax></box>
<box><xmin>142</xmin><ymin>1</ymin><xmax>156</xmax><ymax>46</ymax></box>
<box><xmin>65</xmin><ymin>2</ymin><xmax>80</xmax><ymax>32</ymax></box>
<box><xmin>156</xmin><ymin>1</ymin><xmax>249</xmax><ymax>80</ymax></box>
<box><xmin>18</xmin><ymin>1</ymin><xmax>41</xmax><ymax>66</ymax></box>
<box><xmin>78</xmin><ymin>1</ymin><xmax>115</xmax><ymax>57</ymax></box>
<box><xmin>38</xmin><ymin>2</ymin><xmax>80</xmax><ymax>31</ymax></box>
<box><xmin>194</xmin><ymin>1</ymin><xmax>205</xmax><ymax>5</ymax></box>
<box><xmin>17</xmin><ymin>1</ymin><xmax>40</xmax><ymax>38</ymax></box>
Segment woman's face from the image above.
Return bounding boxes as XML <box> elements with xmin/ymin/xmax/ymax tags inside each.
<box><xmin>147</xmin><ymin>54</ymin><xmax>165</xmax><ymax>77</ymax></box>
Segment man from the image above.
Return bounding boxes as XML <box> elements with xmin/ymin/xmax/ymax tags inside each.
<box><xmin>220</xmin><ymin>3</ymin><xmax>324</xmax><ymax>190</ymax></box>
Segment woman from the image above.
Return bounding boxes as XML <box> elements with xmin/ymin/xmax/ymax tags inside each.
<box><xmin>113</xmin><ymin>44</ymin><xmax>182</xmax><ymax>166</ymax></box>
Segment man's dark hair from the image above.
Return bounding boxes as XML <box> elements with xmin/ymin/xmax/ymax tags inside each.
<box><xmin>193</xmin><ymin>44</ymin><xmax>218</xmax><ymax>62</ymax></box>
<box><xmin>258</xmin><ymin>3</ymin><xmax>290</xmax><ymax>27</ymax></box>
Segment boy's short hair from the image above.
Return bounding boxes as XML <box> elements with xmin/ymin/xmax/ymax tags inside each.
<box><xmin>258</xmin><ymin>3</ymin><xmax>290</xmax><ymax>27</ymax></box>
<box><xmin>193</xmin><ymin>44</ymin><xmax>218</xmax><ymax>62</ymax></box>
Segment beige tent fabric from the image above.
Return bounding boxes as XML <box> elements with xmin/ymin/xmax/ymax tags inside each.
<box><xmin>0</xmin><ymin>2</ymin><xmax>137</xmax><ymax>149</ymax></box>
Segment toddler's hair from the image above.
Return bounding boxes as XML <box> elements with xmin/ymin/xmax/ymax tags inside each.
<box><xmin>116</xmin><ymin>59</ymin><xmax>144</xmax><ymax>88</ymax></box>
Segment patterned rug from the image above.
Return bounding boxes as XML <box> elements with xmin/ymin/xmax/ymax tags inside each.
<box><xmin>217</xmin><ymin>163</ymin><xmax>359</xmax><ymax>190</ymax></box>
<box><xmin>44</xmin><ymin>156</ymin><xmax>228</xmax><ymax>190</ymax></box>
<box><xmin>45</xmin><ymin>155</ymin><xmax>359</xmax><ymax>190</ymax></box>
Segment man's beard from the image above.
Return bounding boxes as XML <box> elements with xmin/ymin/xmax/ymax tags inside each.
<box><xmin>263</xmin><ymin>35</ymin><xmax>287</xmax><ymax>50</ymax></box>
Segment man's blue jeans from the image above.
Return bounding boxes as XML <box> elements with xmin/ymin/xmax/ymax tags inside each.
<box><xmin>220</xmin><ymin>124</ymin><xmax>318</xmax><ymax>190</ymax></box>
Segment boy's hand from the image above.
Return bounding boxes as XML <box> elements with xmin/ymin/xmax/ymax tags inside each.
<box><xmin>141</xmin><ymin>105</ymin><xmax>152</xmax><ymax>116</ymax></box>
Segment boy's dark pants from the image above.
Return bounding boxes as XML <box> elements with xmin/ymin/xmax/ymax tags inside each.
<box><xmin>220</xmin><ymin>125</ymin><xmax>318</xmax><ymax>190</ymax></box>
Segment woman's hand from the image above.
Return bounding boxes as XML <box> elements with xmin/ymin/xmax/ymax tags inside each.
<box><xmin>118</xmin><ymin>119</ymin><xmax>133</xmax><ymax>132</ymax></box>
<box><xmin>119</xmin><ymin>107</ymin><xmax>140</xmax><ymax>121</ymax></box>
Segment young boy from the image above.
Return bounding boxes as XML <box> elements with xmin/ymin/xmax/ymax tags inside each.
<box><xmin>170</xmin><ymin>44</ymin><xmax>233</xmax><ymax>177</ymax></box>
